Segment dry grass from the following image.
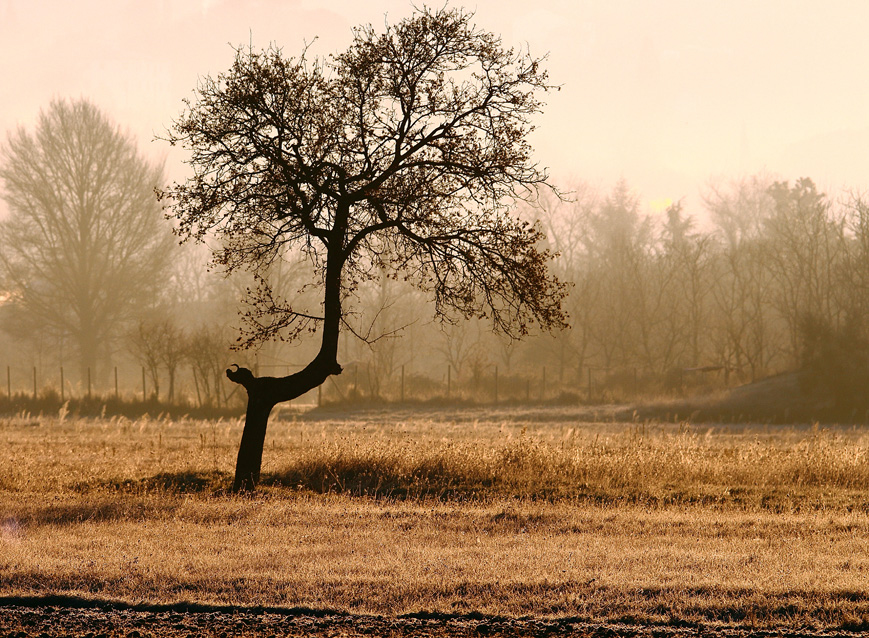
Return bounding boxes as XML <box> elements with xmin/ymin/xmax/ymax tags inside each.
<box><xmin>3</xmin><ymin>407</ymin><xmax>869</xmax><ymax>627</ymax></box>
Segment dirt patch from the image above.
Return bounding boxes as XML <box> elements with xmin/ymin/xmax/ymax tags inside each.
<box><xmin>0</xmin><ymin>598</ymin><xmax>864</xmax><ymax>638</ymax></box>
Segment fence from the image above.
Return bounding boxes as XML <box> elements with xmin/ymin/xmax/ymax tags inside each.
<box><xmin>1</xmin><ymin>361</ymin><xmax>732</xmax><ymax>413</ymax></box>
<box><xmin>1</xmin><ymin>363</ymin><xmax>245</xmax><ymax>408</ymax></box>
<box><xmin>278</xmin><ymin>362</ymin><xmax>729</xmax><ymax>406</ymax></box>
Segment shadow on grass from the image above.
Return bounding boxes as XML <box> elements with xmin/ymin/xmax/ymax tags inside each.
<box><xmin>4</xmin><ymin>589</ymin><xmax>869</xmax><ymax>631</ymax></box>
<box><xmin>64</xmin><ymin>462</ymin><xmax>869</xmax><ymax>512</ymax></box>
<box><xmin>77</xmin><ymin>470</ymin><xmax>232</xmax><ymax>495</ymax></box>
<box><xmin>3</xmin><ymin>500</ymin><xmax>181</xmax><ymax>526</ymax></box>
<box><xmin>258</xmin><ymin>463</ymin><xmax>499</xmax><ymax>500</ymax></box>
<box><xmin>0</xmin><ymin>593</ymin><xmax>347</xmax><ymax>618</ymax></box>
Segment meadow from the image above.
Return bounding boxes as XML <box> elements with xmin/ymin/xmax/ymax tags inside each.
<box><xmin>3</xmin><ymin>405</ymin><xmax>869</xmax><ymax>632</ymax></box>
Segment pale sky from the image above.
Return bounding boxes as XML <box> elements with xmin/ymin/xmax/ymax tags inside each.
<box><xmin>3</xmin><ymin>0</ymin><xmax>869</xmax><ymax>219</ymax></box>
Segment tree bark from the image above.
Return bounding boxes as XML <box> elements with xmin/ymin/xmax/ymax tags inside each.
<box><xmin>227</xmin><ymin>229</ymin><xmax>346</xmax><ymax>492</ymax></box>
<box><xmin>227</xmin><ymin>357</ymin><xmax>342</xmax><ymax>491</ymax></box>
<box><xmin>231</xmin><ymin>388</ymin><xmax>275</xmax><ymax>491</ymax></box>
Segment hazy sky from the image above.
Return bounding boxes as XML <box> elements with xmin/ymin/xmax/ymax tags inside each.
<box><xmin>3</xmin><ymin>0</ymin><xmax>869</xmax><ymax>218</ymax></box>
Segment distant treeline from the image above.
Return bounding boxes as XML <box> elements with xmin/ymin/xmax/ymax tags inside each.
<box><xmin>4</xmin><ymin>165</ymin><xmax>869</xmax><ymax>411</ymax></box>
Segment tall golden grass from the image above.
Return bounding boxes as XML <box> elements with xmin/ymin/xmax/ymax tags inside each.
<box><xmin>3</xmin><ymin>409</ymin><xmax>869</xmax><ymax>627</ymax></box>
<box><xmin>4</xmin><ymin>409</ymin><xmax>869</xmax><ymax>505</ymax></box>
<box><xmin>263</xmin><ymin>422</ymin><xmax>869</xmax><ymax>507</ymax></box>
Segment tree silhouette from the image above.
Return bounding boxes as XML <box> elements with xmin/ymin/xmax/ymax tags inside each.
<box><xmin>163</xmin><ymin>6</ymin><xmax>567</xmax><ymax>491</ymax></box>
<box><xmin>0</xmin><ymin>98</ymin><xmax>172</xmax><ymax>382</ymax></box>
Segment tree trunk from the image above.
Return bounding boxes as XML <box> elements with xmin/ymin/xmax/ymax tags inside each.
<box><xmin>232</xmin><ymin>391</ymin><xmax>275</xmax><ymax>491</ymax></box>
<box><xmin>227</xmin><ymin>227</ymin><xmax>346</xmax><ymax>492</ymax></box>
<box><xmin>227</xmin><ymin>356</ymin><xmax>343</xmax><ymax>491</ymax></box>
<box><xmin>78</xmin><ymin>328</ymin><xmax>99</xmax><ymax>392</ymax></box>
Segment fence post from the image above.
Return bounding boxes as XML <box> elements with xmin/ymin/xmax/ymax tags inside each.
<box><xmin>60</xmin><ymin>367</ymin><xmax>64</xmax><ymax>402</ymax></box>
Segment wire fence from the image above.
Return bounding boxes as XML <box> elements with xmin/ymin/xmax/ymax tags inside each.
<box><xmin>0</xmin><ymin>363</ymin><xmax>727</xmax><ymax>407</ymax></box>
<box><xmin>0</xmin><ymin>361</ymin><xmax>732</xmax><ymax>416</ymax></box>
<box><xmin>1</xmin><ymin>363</ymin><xmax>241</xmax><ymax>409</ymax></box>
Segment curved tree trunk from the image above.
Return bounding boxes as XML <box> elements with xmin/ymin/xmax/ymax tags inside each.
<box><xmin>227</xmin><ymin>230</ymin><xmax>346</xmax><ymax>492</ymax></box>
<box><xmin>227</xmin><ymin>356</ymin><xmax>342</xmax><ymax>492</ymax></box>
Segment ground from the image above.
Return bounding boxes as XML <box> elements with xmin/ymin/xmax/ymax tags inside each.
<box><xmin>2</xmin><ymin>404</ymin><xmax>869</xmax><ymax>636</ymax></box>
<box><xmin>3</xmin><ymin>599</ymin><xmax>868</xmax><ymax>637</ymax></box>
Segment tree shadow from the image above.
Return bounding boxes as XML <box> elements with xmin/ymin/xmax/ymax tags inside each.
<box><xmin>3</xmin><ymin>500</ymin><xmax>180</xmax><ymax>527</ymax></box>
<box><xmin>76</xmin><ymin>470</ymin><xmax>232</xmax><ymax>496</ymax></box>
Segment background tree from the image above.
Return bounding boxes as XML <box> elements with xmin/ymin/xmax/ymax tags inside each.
<box><xmin>164</xmin><ymin>6</ymin><xmax>567</xmax><ymax>491</ymax></box>
<box><xmin>585</xmin><ymin>180</ymin><xmax>651</xmax><ymax>370</ymax></box>
<box><xmin>128</xmin><ymin>311</ymin><xmax>186</xmax><ymax>402</ymax></box>
<box><xmin>0</xmin><ymin>98</ymin><xmax>173</xmax><ymax>382</ymax></box>
<box><xmin>185</xmin><ymin>324</ymin><xmax>233</xmax><ymax>408</ymax></box>
<box><xmin>704</xmin><ymin>176</ymin><xmax>778</xmax><ymax>382</ymax></box>
<box><xmin>765</xmin><ymin>177</ymin><xmax>844</xmax><ymax>365</ymax></box>
<box><xmin>533</xmin><ymin>181</ymin><xmax>599</xmax><ymax>383</ymax></box>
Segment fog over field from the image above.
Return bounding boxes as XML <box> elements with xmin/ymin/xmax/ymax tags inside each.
<box><xmin>3</xmin><ymin>1</ymin><xmax>869</xmax><ymax>426</ymax></box>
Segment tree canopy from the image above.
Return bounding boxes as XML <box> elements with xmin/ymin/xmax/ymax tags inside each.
<box><xmin>164</xmin><ymin>6</ymin><xmax>566</xmax><ymax>348</ymax></box>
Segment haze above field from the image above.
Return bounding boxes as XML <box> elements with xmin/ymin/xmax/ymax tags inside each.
<box><xmin>2</xmin><ymin>0</ymin><xmax>869</xmax><ymax>219</ymax></box>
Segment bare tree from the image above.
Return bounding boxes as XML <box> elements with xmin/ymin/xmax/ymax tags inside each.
<box><xmin>128</xmin><ymin>319</ymin><xmax>164</xmax><ymax>400</ymax></box>
<box><xmin>704</xmin><ymin>175</ymin><xmax>779</xmax><ymax>381</ymax></box>
<box><xmin>586</xmin><ymin>180</ymin><xmax>651</xmax><ymax>370</ymax></box>
<box><xmin>840</xmin><ymin>193</ymin><xmax>869</xmax><ymax>322</ymax></box>
<box><xmin>162</xmin><ymin>7</ymin><xmax>567</xmax><ymax>490</ymax></box>
<box><xmin>765</xmin><ymin>178</ymin><xmax>845</xmax><ymax>365</ymax></box>
<box><xmin>128</xmin><ymin>312</ymin><xmax>186</xmax><ymax>402</ymax></box>
<box><xmin>532</xmin><ymin>181</ymin><xmax>599</xmax><ymax>382</ymax></box>
<box><xmin>186</xmin><ymin>324</ymin><xmax>232</xmax><ymax>408</ymax></box>
<box><xmin>0</xmin><ymin>98</ymin><xmax>173</xmax><ymax>382</ymax></box>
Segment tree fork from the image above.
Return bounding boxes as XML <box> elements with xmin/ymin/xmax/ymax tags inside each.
<box><xmin>227</xmin><ymin>357</ymin><xmax>342</xmax><ymax>492</ymax></box>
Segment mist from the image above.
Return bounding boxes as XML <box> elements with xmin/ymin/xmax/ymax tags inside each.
<box><xmin>2</xmin><ymin>0</ymin><xmax>869</xmax><ymax>414</ymax></box>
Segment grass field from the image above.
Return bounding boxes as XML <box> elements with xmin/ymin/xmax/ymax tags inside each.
<box><xmin>3</xmin><ymin>405</ymin><xmax>869</xmax><ymax>631</ymax></box>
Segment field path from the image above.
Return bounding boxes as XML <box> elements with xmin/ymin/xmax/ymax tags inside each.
<box><xmin>0</xmin><ymin>598</ymin><xmax>863</xmax><ymax>638</ymax></box>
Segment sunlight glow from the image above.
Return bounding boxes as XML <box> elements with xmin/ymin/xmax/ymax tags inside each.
<box><xmin>649</xmin><ymin>198</ymin><xmax>673</xmax><ymax>214</ymax></box>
